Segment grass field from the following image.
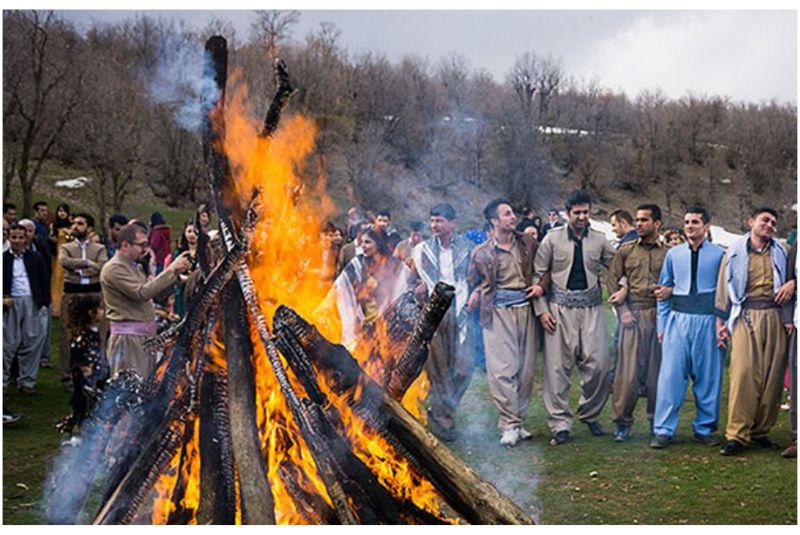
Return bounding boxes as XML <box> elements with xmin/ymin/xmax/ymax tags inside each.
<box><xmin>2</xmin><ymin>310</ymin><xmax>797</xmax><ymax>525</ymax></box>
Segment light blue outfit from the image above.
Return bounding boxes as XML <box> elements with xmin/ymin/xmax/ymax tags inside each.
<box><xmin>653</xmin><ymin>240</ymin><xmax>726</xmax><ymax>437</ymax></box>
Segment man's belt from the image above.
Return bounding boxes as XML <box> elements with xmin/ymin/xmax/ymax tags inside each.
<box><xmin>110</xmin><ymin>320</ymin><xmax>157</xmax><ymax>337</ymax></box>
<box><xmin>628</xmin><ymin>299</ymin><xmax>657</xmax><ymax>310</ymax></box>
<box><xmin>671</xmin><ymin>293</ymin><xmax>716</xmax><ymax>315</ymax></box>
<box><xmin>742</xmin><ymin>297</ymin><xmax>780</xmax><ymax>310</ymax></box>
<box><xmin>550</xmin><ymin>284</ymin><xmax>602</xmax><ymax>308</ymax></box>
<box><xmin>63</xmin><ymin>282</ymin><xmax>101</xmax><ymax>294</ymax></box>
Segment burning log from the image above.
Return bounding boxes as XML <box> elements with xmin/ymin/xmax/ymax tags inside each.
<box><xmin>260</xmin><ymin>58</ymin><xmax>296</xmax><ymax>139</ymax></box>
<box><xmin>386</xmin><ymin>282</ymin><xmax>454</xmax><ymax>399</ymax></box>
<box><xmin>272</xmin><ymin>306</ymin><xmax>533</xmax><ymax>525</ymax></box>
<box><xmin>278</xmin><ymin>464</ymin><xmax>337</xmax><ymax>525</ymax></box>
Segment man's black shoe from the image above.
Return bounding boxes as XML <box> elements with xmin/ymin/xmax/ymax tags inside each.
<box><xmin>613</xmin><ymin>424</ymin><xmax>631</xmax><ymax>442</ymax></box>
<box><xmin>586</xmin><ymin>421</ymin><xmax>606</xmax><ymax>437</ymax></box>
<box><xmin>649</xmin><ymin>434</ymin><xmax>672</xmax><ymax>449</ymax></box>
<box><xmin>551</xmin><ymin>430</ymin><xmax>570</xmax><ymax>445</ymax></box>
<box><xmin>720</xmin><ymin>439</ymin><xmax>744</xmax><ymax>456</ymax></box>
<box><xmin>752</xmin><ymin>436</ymin><xmax>780</xmax><ymax>450</ymax></box>
<box><xmin>692</xmin><ymin>433</ymin><xmax>721</xmax><ymax>447</ymax></box>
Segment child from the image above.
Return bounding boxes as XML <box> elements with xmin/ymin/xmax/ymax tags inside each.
<box><xmin>58</xmin><ymin>294</ymin><xmax>109</xmax><ymax>437</ymax></box>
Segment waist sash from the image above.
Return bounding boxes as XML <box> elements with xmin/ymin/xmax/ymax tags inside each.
<box><xmin>671</xmin><ymin>293</ymin><xmax>716</xmax><ymax>315</ymax></box>
<box><xmin>550</xmin><ymin>284</ymin><xmax>602</xmax><ymax>308</ymax></box>
<box><xmin>110</xmin><ymin>320</ymin><xmax>157</xmax><ymax>337</ymax></box>
<box><xmin>494</xmin><ymin>288</ymin><xmax>528</xmax><ymax>308</ymax></box>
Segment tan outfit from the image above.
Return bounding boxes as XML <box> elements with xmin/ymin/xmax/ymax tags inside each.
<box><xmin>468</xmin><ymin>232</ymin><xmax>539</xmax><ymax>432</ymax></box>
<box><xmin>58</xmin><ymin>239</ymin><xmax>108</xmax><ymax>385</ymax></box>
<box><xmin>606</xmin><ymin>238</ymin><xmax>667</xmax><ymax>425</ymax></box>
<box><xmin>50</xmin><ymin>226</ymin><xmax>69</xmax><ymax>316</ymax></box>
<box><xmin>533</xmin><ymin>225</ymin><xmax>616</xmax><ymax>434</ymax></box>
<box><xmin>716</xmin><ymin>244</ymin><xmax>788</xmax><ymax>444</ymax></box>
<box><xmin>100</xmin><ymin>254</ymin><xmax>179</xmax><ymax>378</ymax></box>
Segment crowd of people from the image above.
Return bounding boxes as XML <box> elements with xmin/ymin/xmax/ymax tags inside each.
<box><xmin>2</xmin><ymin>192</ymin><xmax>797</xmax><ymax>462</ymax></box>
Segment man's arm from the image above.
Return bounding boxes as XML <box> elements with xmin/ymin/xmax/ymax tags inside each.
<box><xmin>656</xmin><ymin>250</ymin><xmax>674</xmax><ymax>340</ymax></box>
<box><xmin>80</xmin><ymin>245</ymin><xmax>109</xmax><ymax>278</ymax></box>
<box><xmin>103</xmin><ymin>262</ymin><xmax>179</xmax><ymax>303</ymax></box>
<box><xmin>532</xmin><ymin>236</ymin><xmax>554</xmax><ymax>320</ymax></box>
<box><xmin>59</xmin><ymin>243</ymin><xmax>91</xmax><ymax>271</ymax></box>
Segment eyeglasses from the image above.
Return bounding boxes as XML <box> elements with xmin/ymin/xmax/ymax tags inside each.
<box><xmin>132</xmin><ymin>240</ymin><xmax>149</xmax><ymax>248</ymax></box>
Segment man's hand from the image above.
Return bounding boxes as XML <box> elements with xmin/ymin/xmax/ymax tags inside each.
<box><xmin>716</xmin><ymin>317</ymin><xmax>730</xmax><ymax>349</ymax></box>
<box><xmin>785</xmin><ymin>323</ymin><xmax>795</xmax><ymax>336</ymax></box>
<box><xmin>657</xmin><ymin>332</ymin><xmax>664</xmax><ymax>344</ymax></box>
<box><xmin>467</xmin><ymin>290</ymin><xmax>479</xmax><ymax>313</ymax></box>
<box><xmin>3</xmin><ymin>297</ymin><xmax>13</xmax><ymax>309</ymax></box>
<box><xmin>654</xmin><ymin>285</ymin><xmax>673</xmax><ymax>301</ymax></box>
<box><xmin>608</xmin><ymin>287</ymin><xmax>627</xmax><ymax>305</ymax></box>
<box><xmin>775</xmin><ymin>279</ymin><xmax>796</xmax><ymax>305</ymax></box>
<box><xmin>539</xmin><ymin>312</ymin><xmax>557</xmax><ymax>334</ymax></box>
<box><xmin>84</xmin><ymin>259</ymin><xmax>99</xmax><ymax>270</ymax></box>
<box><xmin>168</xmin><ymin>251</ymin><xmax>193</xmax><ymax>275</ymax></box>
<box><xmin>525</xmin><ymin>284</ymin><xmax>544</xmax><ymax>299</ymax></box>
<box><xmin>619</xmin><ymin>309</ymin><xmax>637</xmax><ymax>329</ymax></box>
<box><xmin>414</xmin><ymin>282</ymin><xmax>428</xmax><ymax>304</ymax></box>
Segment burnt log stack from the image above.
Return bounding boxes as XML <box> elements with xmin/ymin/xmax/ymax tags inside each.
<box><xmin>57</xmin><ymin>36</ymin><xmax>534</xmax><ymax>526</ymax></box>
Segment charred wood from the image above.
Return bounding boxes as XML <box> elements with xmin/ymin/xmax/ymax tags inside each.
<box><xmin>271</xmin><ymin>306</ymin><xmax>532</xmax><ymax>525</ymax></box>
<box><xmin>260</xmin><ymin>58</ymin><xmax>296</xmax><ymax>139</ymax></box>
<box><xmin>278</xmin><ymin>464</ymin><xmax>337</xmax><ymax>525</ymax></box>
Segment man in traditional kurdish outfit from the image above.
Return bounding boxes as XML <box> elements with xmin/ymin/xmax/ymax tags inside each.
<box><xmin>410</xmin><ymin>203</ymin><xmax>474</xmax><ymax>441</ymax></box>
<box><xmin>469</xmin><ymin>198</ymin><xmax>542</xmax><ymax>447</ymax></box>
<box><xmin>100</xmin><ymin>223</ymin><xmax>191</xmax><ymax>379</ymax></box>
<box><xmin>532</xmin><ymin>190</ymin><xmax>615</xmax><ymax>445</ymax></box>
<box><xmin>716</xmin><ymin>207</ymin><xmax>792</xmax><ymax>456</ymax></box>
<box><xmin>606</xmin><ymin>204</ymin><xmax>667</xmax><ymax>442</ymax></box>
<box><xmin>650</xmin><ymin>207</ymin><xmax>726</xmax><ymax>449</ymax></box>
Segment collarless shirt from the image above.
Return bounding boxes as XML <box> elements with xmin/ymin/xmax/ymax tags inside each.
<box><xmin>493</xmin><ymin>236</ymin><xmax>527</xmax><ymax>289</ymax></box>
<box><xmin>566</xmin><ymin>225</ymin><xmax>588</xmax><ymax>290</ymax></box>
<box><xmin>745</xmin><ymin>238</ymin><xmax>775</xmax><ymax>298</ymax></box>
<box><xmin>437</xmin><ymin>238</ymin><xmax>456</xmax><ymax>285</ymax></box>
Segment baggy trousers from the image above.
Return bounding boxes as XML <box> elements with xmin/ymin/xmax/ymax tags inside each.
<box><xmin>542</xmin><ymin>302</ymin><xmax>610</xmax><ymax>434</ymax></box>
<box><xmin>725</xmin><ymin>308</ymin><xmax>788</xmax><ymax>443</ymax></box>
<box><xmin>653</xmin><ymin>312</ymin><xmax>722</xmax><ymax>437</ymax></box>
<box><xmin>425</xmin><ymin>305</ymin><xmax>474</xmax><ymax>432</ymax></box>
<box><xmin>789</xmin><ymin>328</ymin><xmax>797</xmax><ymax>440</ymax></box>
<box><xmin>483</xmin><ymin>305</ymin><xmax>537</xmax><ymax>432</ymax></box>
<box><xmin>612</xmin><ymin>306</ymin><xmax>660</xmax><ymax>426</ymax></box>
<box><xmin>3</xmin><ymin>296</ymin><xmax>47</xmax><ymax>389</ymax></box>
<box><xmin>108</xmin><ymin>333</ymin><xmax>155</xmax><ymax>379</ymax></box>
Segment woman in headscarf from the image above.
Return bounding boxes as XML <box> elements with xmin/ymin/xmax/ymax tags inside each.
<box><xmin>49</xmin><ymin>203</ymin><xmax>71</xmax><ymax>317</ymax></box>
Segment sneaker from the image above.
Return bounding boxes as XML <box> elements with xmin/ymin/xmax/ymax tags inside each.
<box><xmin>613</xmin><ymin>424</ymin><xmax>631</xmax><ymax>442</ymax></box>
<box><xmin>781</xmin><ymin>442</ymin><xmax>797</xmax><ymax>459</ymax></box>
<box><xmin>586</xmin><ymin>421</ymin><xmax>607</xmax><ymax>437</ymax></box>
<box><xmin>551</xmin><ymin>430</ymin><xmax>570</xmax><ymax>445</ymax></box>
<box><xmin>3</xmin><ymin>411</ymin><xmax>22</xmax><ymax>424</ymax></box>
<box><xmin>692</xmin><ymin>433</ymin><xmax>721</xmax><ymax>447</ymax></box>
<box><xmin>720</xmin><ymin>439</ymin><xmax>744</xmax><ymax>456</ymax></box>
<box><xmin>649</xmin><ymin>434</ymin><xmax>672</xmax><ymax>449</ymax></box>
<box><xmin>752</xmin><ymin>436</ymin><xmax>780</xmax><ymax>450</ymax></box>
<box><xmin>517</xmin><ymin>427</ymin><xmax>533</xmax><ymax>440</ymax></box>
<box><xmin>17</xmin><ymin>385</ymin><xmax>37</xmax><ymax>396</ymax></box>
<box><xmin>500</xmin><ymin>428</ymin><xmax>520</xmax><ymax>447</ymax></box>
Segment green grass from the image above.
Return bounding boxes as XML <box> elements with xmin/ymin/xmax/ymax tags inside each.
<box><xmin>3</xmin><ymin>309</ymin><xmax>796</xmax><ymax>524</ymax></box>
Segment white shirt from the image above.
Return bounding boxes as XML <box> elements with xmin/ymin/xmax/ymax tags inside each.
<box><xmin>438</xmin><ymin>242</ymin><xmax>455</xmax><ymax>285</ymax></box>
<box><xmin>78</xmin><ymin>239</ymin><xmax>90</xmax><ymax>285</ymax></box>
<box><xmin>10</xmin><ymin>253</ymin><xmax>32</xmax><ymax>297</ymax></box>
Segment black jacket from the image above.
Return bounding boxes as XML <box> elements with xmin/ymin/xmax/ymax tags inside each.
<box><xmin>3</xmin><ymin>249</ymin><xmax>51</xmax><ymax>309</ymax></box>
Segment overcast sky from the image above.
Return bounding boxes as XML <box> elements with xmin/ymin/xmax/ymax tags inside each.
<box><xmin>46</xmin><ymin>4</ymin><xmax>799</xmax><ymax>105</ymax></box>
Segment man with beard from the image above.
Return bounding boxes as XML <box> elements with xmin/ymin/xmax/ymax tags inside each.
<box><xmin>606</xmin><ymin>204</ymin><xmax>667</xmax><ymax>442</ymax></box>
<box><xmin>469</xmin><ymin>198</ymin><xmax>542</xmax><ymax>446</ymax></box>
<box><xmin>58</xmin><ymin>213</ymin><xmax>107</xmax><ymax>392</ymax></box>
<box><xmin>410</xmin><ymin>203</ymin><xmax>475</xmax><ymax>441</ymax></box>
<box><xmin>532</xmin><ymin>190</ymin><xmax>616</xmax><ymax>445</ymax></box>
<box><xmin>101</xmin><ymin>223</ymin><xmax>191</xmax><ymax>378</ymax></box>
<box><xmin>716</xmin><ymin>207</ymin><xmax>792</xmax><ymax>456</ymax></box>
<box><xmin>651</xmin><ymin>207</ymin><xmax>726</xmax><ymax>449</ymax></box>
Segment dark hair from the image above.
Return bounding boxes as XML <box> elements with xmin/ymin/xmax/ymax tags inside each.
<box><xmin>3</xmin><ymin>203</ymin><xmax>16</xmax><ymax>213</ymax></box>
<box><xmin>130</xmin><ymin>220</ymin><xmax>149</xmax><ymax>232</ymax></box>
<box><xmin>73</xmin><ymin>212</ymin><xmax>95</xmax><ymax>229</ymax></box>
<box><xmin>565</xmin><ymin>190</ymin><xmax>592</xmax><ymax>211</ymax></box>
<box><xmin>363</xmin><ymin>226</ymin><xmax>392</xmax><ymax>256</ymax></box>
<box><xmin>32</xmin><ymin>201</ymin><xmax>48</xmax><ymax>211</ymax></box>
<box><xmin>483</xmin><ymin>198</ymin><xmax>512</xmax><ymax>223</ymax></box>
<box><xmin>532</xmin><ymin>216</ymin><xmax>543</xmax><ymax>226</ymax></box>
<box><xmin>376</xmin><ymin>210</ymin><xmax>391</xmax><ymax>218</ymax></box>
<box><xmin>751</xmin><ymin>206</ymin><xmax>778</xmax><ymax>219</ymax></box>
<box><xmin>197</xmin><ymin>203</ymin><xmax>212</xmax><ymax>216</ymax></box>
<box><xmin>684</xmin><ymin>206</ymin><xmax>711</xmax><ymax>224</ymax></box>
<box><xmin>151</xmin><ymin>212</ymin><xmax>165</xmax><ymax>227</ymax></box>
<box><xmin>322</xmin><ymin>221</ymin><xmax>339</xmax><ymax>234</ymax></box>
<box><xmin>67</xmin><ymin>293</ymin><xmax>103</xmax><ymax>332</ymax></box>
<box><xmin>548</xmin><ymin>208</ymin><xmax>559</xmax><ymax>215</ymax></box>
<box><xmin>610</xmin><ymin>209</ymin><xmax>633</xmax><ymax>226</ymax></box>
<box><xmin>636</xmin><ymin>203</ymin><xmax>662</xmax><ymax>222</ymax></box>
<box><xmin>9</xmin><ymin>223</ymin><xmax>25</xmax><ymax>233</ymax></box>
<box><xmin>109</xmin><ymin>214</ymin><xmax>128</xmax><ymax>227</ymax></box>
<box><xmin>55</xmin><ymin>203</ymin><xmax>70</xmax><ymax>217</ymax></box>
<box><xmin>117</xmin><ymin>223</ymin><xmax>146</xmax><ymax>246</ymax></box>
<box><xmin>409</xmin><ymin>220</ymin><xmax>424</xmax><ymax>232</ymax></box>
<box><xmin>430</xmin><ymin>203</ymin><xmax>457</xmax><ymax>221</ymax></box>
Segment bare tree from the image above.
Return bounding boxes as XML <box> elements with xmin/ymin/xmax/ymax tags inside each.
<box><xmin>3</xmin><ymin>10</ymin><xmax>85</xmax><ymax>216</ymax></box>
<box><xmin>250</xmin><ymin>10</ymin><xmax>300</xmax><ymax>63</ymax></box>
